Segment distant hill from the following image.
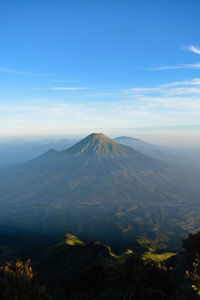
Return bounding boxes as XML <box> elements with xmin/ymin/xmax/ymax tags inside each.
<box><xmin>0</xmin><ymin>133</ymin><xmax>199</xmax><ymax>250</ymax></box>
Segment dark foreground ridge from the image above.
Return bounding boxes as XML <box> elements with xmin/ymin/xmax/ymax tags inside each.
<box><xmin>0</xmin><ymin>231</ymin><xmax>200</xmax><ymax>299</ymax></box>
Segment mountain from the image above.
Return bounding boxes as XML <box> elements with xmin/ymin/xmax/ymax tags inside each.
<box><xmin>114</xmin><ymin>136</ymin><xmax>176</xmax><ymax>162</ymax></box>
<box><xmin>0</xmin><ymin>138</ymin><xmax>78</xmax><ymax>167</ymax></box>
<box><xmin>0</xmin><ymin>133</ymin><xmax>199</xmax><ymax>250</ymax></box>
<box><xmin>114</xmin><ymin>137</ymin><xmax>200</xmax><ymax>172</ymax></box>
<box><xmin>115</xmin><ymin>136</ymin><xmax>160</xmax><ymax>149</ymax></box>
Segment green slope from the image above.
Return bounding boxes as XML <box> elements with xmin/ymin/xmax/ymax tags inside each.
<box><xmin>34</xmin><ymin>233</ymin><xmax>181</xmax><ymax>300</ymax></box>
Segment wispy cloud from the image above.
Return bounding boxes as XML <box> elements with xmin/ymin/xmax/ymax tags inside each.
<box><xmin>87</xmin><ymin>78</ymin><xmax>200</xmax><ymax>99</ymax></box>
<box><xmin>123</xmin><ymin>78</ymin><xmax>200</xmax><ymax>96</ymax></box>
<box><xmin>150</xmin><ymin>45</ymin><xmax>200</xmax><ymax>70</ymax></box>
<box><xmin>150</xmin><ymin>63</ymin><xmax>200</xmax><ymax>71</ymax></box>
<box><xmin>123</xmin><ymin>87</ymin><xmax>161</xmax><ymax>93</ymax></box>
<box><xmin>159</xmin><ymin>78</ymin><xmax>200</xmax><ymax>87</ymax></box>
<box><xmin>1</xmin><ymin>93</ymin><xmax>199</xmax><ymax>133</ymax></box>
<box><xmin>0</xmin><ymin>66</ymin><xmax>54</xmax><ymax>77</ymax></box>
<box><xmin>1</xmin><ymin>93</ymin><xmax>200</xmax><ymax>137</ymax></box>
<box><xmin>1</xmin><ymin>78</ymin><xmax>200</xmax><ymax>136</ymax></box>
<box><xmin>188</xmin><ymin>45</ymin><xmax>200</xmax><ymax>55</ymax></box>
<box><xmin>50</xmin><ymin>87</ymin><xmax>91</xmax><ymax>91</ymax></box>
<box><xmin>32</xmin><ymin>87</ymin><xmax>91</xmax><ymax>91</ymax></box>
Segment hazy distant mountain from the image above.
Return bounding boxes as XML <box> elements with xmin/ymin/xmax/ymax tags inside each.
<box><xmin>114</xmin><ymin>136</ymin><xmax>176</xmax><ymax>162</ymax></box>
<box><xmin>114</xmin><ymin>136</ymin><xmax>200</xmax><ymax>172</ymax></box>
<box><xmin>0</xmin><ymin>138</ymin><xmax>78</xmax><ymax>166</ymax></box>
<box><xmin>0</xmin><ymin>133</ymin><xmax>199</xmax><ymax>249</ymax></box>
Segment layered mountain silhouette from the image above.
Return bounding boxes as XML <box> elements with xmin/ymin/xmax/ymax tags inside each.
<box><xmin>0</xmin><ymin>133</ymin><xmax>199</xmax><ymax>249</ymax></box>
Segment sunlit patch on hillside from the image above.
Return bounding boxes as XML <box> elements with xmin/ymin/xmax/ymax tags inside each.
<box><xmin>65</xmin><ymin>233</ymin><xmax>85</xmax><ymax>246</ymax></box>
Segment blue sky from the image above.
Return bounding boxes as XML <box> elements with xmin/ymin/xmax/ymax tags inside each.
<box><xmin>0</xmin><ymin>0</ymin><xmax>200</xmax><ymax>146</ymax></box>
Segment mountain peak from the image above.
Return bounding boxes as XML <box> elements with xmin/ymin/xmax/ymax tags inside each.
<box><xmin>115</xmin><ymin>136</ymin><xmax>139</xmax><ymax>141</ymax></box>
<box><xmin>86</xmin><ymin>132</ymin><xmax>109</xmax><ymax>142</ymax></box>
<box><xmin>87</xmin><ymin>132</ymin><xmax>110</xmax><ymax>139</ymax></box>
<box><xmin>66</xmin><ymin>132</ymin><xmax>127</xmax><ymax>156</ymax></box>
<box><xmin>90</xmin><ymin>132</ymin><xmax>103</xmax><ymax>136</ymax></box>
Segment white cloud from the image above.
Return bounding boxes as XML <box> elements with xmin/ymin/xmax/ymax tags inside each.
<box><xmin>163</xmin><ymin>87</ymin><xmax>200</xmax><ymax>96</ymax></box>
<box><xmin>151</xmin><ymin>45</ymin><xmax>200</xmax><ymax>70</ymax></box>
<box><xmin>1</xmin><ymin>77</ymin><xmax>200</xmax><ymax>137</ymax></box>
<box><xmin>123</xmin><ymin>87</ymin><xmax>161</xmax><ymax>93</ymax></box>
<box><xmin>188</xmin><ymin>45</ymin><xmax>200</xmax><ymax>55</ymax></box>
<box><xmin>1</xmin><ymin>90</ymin><xmax>199</xmax><ymax>129</ymax></box>
<box><xmin>159</xmin><ymin>78</ymin><xmax>200</xmax><ymax>87</ymax></box>
<box><xmin>150</xmin><ymin>63</ymin><xmax>200</xmax><ymax>71</ymax></box>
<box><xmin>0</xmin><ymin>66</ymin><xmax>54</xmax><ymax>77</ymax></box>
<box><xmin>50</xmin><ymin>87</ymin><xmax>90</xmax><ymax>91</ymax></box>
<box><xmin>123</xmin><ymin>78</ymin><xmax>200</xmax><ymax>96</ymax></box>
